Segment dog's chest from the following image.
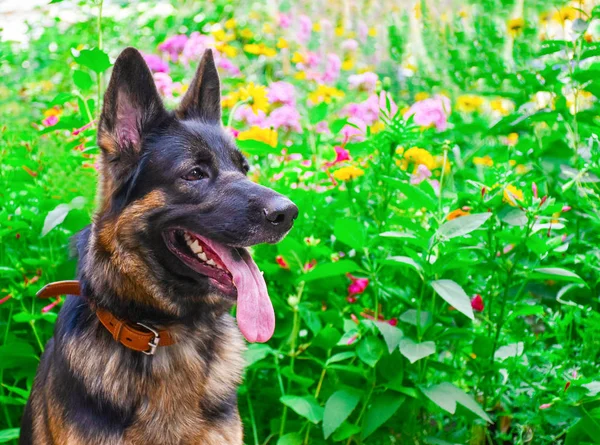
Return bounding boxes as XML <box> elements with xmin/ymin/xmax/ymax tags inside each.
<box><xmin>124</xmin><ymin>326</ymin><xmax>246</xmax><ymax>444</ymax></box>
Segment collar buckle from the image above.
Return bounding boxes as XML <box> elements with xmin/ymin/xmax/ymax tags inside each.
<box><xmin>137</xmin><ymin>322</ymin><xmax>160</xmax><ymax>356</ymax></box>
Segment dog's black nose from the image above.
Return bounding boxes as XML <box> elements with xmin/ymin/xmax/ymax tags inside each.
<box><xmin>264</xmin><ymin>197</ymin><xmax>298</xmax><ymax>230</ymax></box>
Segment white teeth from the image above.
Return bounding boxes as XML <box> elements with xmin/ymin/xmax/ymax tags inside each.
<box><xmin>198</xmin><ymin>252</ymin><xmax>208</xmax><ymax>262</ymax></box>
<box><xmin>206</xmin><ymin>259</ymin><xmax>216</xmax><ymax>266</ymax></box>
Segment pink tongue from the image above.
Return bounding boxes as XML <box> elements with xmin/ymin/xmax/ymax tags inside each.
<box><xmin>200</xmin><ymin>238</ymin><xmax>275</xmax><ymax>343</ymax></box>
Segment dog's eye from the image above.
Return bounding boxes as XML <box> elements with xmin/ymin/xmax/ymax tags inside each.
<box><xmin>242</xmin><ymin>163</ymin><xmax>250</xmax><ymax>174</ymax></box>
<box><xmin>182</xmin><ymin>168</ymin><xmax>206</xmax><ymax>181</ymax></box>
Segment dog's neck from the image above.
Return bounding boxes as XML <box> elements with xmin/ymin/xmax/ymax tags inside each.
<box><xmin>76</xmin><ymin>225</ymin><xmax>229</xmax><ymax>329</ymax></box>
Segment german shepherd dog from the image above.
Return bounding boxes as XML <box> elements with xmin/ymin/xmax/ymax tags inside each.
<box><xmin>20</xmin><ymin>47</ymin><xmax>297</xmax><ymax>444</ymax></box>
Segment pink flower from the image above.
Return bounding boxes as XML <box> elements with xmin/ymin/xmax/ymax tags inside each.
<box><xmin>562</xmin><ymin>205</ymin><xmax>572</xmax><ymax>213</ymax></box>
<box><xmin>72</xmin><ymin>121</ymin><xmax>94</xmax><ymax>136</ymax></box>
<box><xmin>348</xmin><ymin>72</ymin><xmax>378</xmax><ymax>93</ymax></box>
<box><xmin>276</xmin><ymin>255</ymin><xmax>289</xmax><ymax>269</ymax></box>
<box><xmin>278</xmin><ymin>13</ymin><xmax>292</xmax><ymax>28</ymax></box>
<box><xmin>341</xmin><ymin>121</ymin><xmax>366</xmax><ymax>143</ymax></box>
<box><xmin>298</xmin><ymin>15</ymin><xmax>312</xmax><ymax>44</ymax></box>
<box><xmin>539</xmin><ymin>403</ymin><xmax>552</xmax><ymax>410</ymax></box>
<box><xmin>267</xmin><ymin>82</ymin><xmax>296</xmax><ymax>106</ymax></box>
<box><xmin>404</xmin><ymin>95</ymin><xmax>451</xmax><ymax>131</ymax></box>
<box><xmin>267</xmin><ymin>105</ymin><xmax>302</xmax><ymax>133</ymax></box>
<box><xmin>315</xmin><ymin>121</ymin><xmax>330</xmax><ymax>134</ymax></box>
<box><xmin>234</xmin><ymin>105</ymin><xmax>267</xmax><ymax>126</ymax></box>
<box><xmin>153</xmin><ymin>72</ymin><xmax>174</xmax><ymax>98</ymax></box>
<box><xmin>304</xmin><ymin>260</ymin><xmax>317</xmax><ymax>271</ymax></box>
<box><xmin>387</xmin><ymin>318</ymin><xmax>398</xmax><ymax>326</ymax></box>
<box><xmin>346</xmin><ymin>334</ymin><xmax>358</xmax><ymax>345</ymax></box>
<box><xmin>0</xmin><ymin>294</ymin><xmax>12</xmax><ymax>305</ymax></box>
<box><xmin>532</xmin><ymin>182</ymin><xmax>538</xmax><ymax>199</ymax></box>
<box><xmin>471</xmin><ymin>294</ymin><xmax>484</xmax><ymax>312</ymax></box>
<box><xmin>158</xmin><ymin>34</ymin><xmax>189</xmax><ymax>62</ymax></box>
<box><xmin>410</xmin><ymin>164</ymin><xmax>432</xmax><ymax>185</ymax></box>
<box><xmin>341</xmin><ymin>39</ymin><xmax>359</xmax><ymax>52</ymax></box>
<box><xmin>323</xmin><ymin>54</ymin><xmax>342</xmax><ymax>83</ymax></box>
<box><xmin>325</xmin><ymin>146</ymin><xmax>351</xmax><ymax>167</ymax></box>
<box><xmin>218</xmin><ymin>58</ymin><xmax>241</xmax><ymax>76</ymax></box>
<box><xmin>181</xmin><ymin>32</ymin><xmax>216</xmax><ymax>65</ymax></box>
<box><xmin>42</xmin><ymin>115</ymin><xmax>58</xmax><ymax>127</ymax></box>
<box><xmin>228</xmin><ymin>127</ymin><xmax>239</xmax><ymax>137</ymax></box>
<box><xmin>357</xmin><ymin>22</ymin><xmax>369</xmax><ymax>43</ymax></box>
<box><xmin>42</xmin><ymin>297</ymin><xmax>62</xmax><ymax>313</ymax></box>
<box><xmin>347</xmin><ymin>273</ymin><xmax>369</xmax><ymax>297</ymax></box>
<box><xmin>142</xmin><ymin>53</ymin><xmax>169</xmax><ymax>73</ymax></box>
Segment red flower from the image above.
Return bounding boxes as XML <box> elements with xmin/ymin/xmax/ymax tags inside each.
<box><xmin>42</xmin><ymin>297</ymin><xmax>62</xmax><ymax>313</ymax></box>
<box><xmin>387</xmin><ymin>318</ymin><xmax>398</xmax><ymax>326</ymax></box>
<box><xmin>0</xmin><ymin>294</ymin><xmax>12</xmax><ymax>305</ymax></box>
<box><xmin>347</xmin><ymin>273</ymin><xmax>369</xmax><ymax>297</ymax></box>
<box><xmin>275</xmin><ymin>255</ymin><xmax>289</xmax><ymax>269</ymax></box>
<box><xmin>303</xmin><ymin>259</ymin><xmax>317</xmax><ymax>271</ymax></box>
<box><xmin>325</xmin><ymin>146</ymin><xmax>351</xmax><ymax>167</ymax></box>
<box><xmin>471</xmin><ymin>294</ymin><xmax>484</xmax><ymax>312</ymax></box>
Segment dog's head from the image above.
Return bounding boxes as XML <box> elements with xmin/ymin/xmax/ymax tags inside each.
<box><xmin>93</xmin><ymin>47</ymin><xmax>297</xmax><ymax>342</ymax></box>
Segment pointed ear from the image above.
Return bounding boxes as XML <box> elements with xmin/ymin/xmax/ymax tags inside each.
<box><xmin>97</xmin><ymin>47</ymin><xmax>166</xmax><ymax>180</ymax></box>
<box><xmin>176</xmin><ymin>49</ymin><xmax>221</xmax><ymax>122</ymax></box>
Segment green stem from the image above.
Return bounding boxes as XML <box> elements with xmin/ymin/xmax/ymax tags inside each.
<box><xmin>30</xmin><ymin>321</ymin><xmax>44</xmax><ymax>354</ymax></box>
<box><xmin>96</xmin><ymin>0</ymin><xmax>104</xmax><ymax>113</ymax></box>
<box><xmin>247</xmin><ymin>386</ymin><xmax>259</xmax><ymax>445</ymax></box>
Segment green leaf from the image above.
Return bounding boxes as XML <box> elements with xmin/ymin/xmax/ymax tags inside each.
<box><xmin>280</xmin><ymin>395</ymin><xmax>324</xmax><ymax>424</ymax></box>
<box><xmin>277</xmin><ymin>433</ymin><xmax>303</xmax><ymax>445</ymax></box>
<box><xmin>323</xmin><ymin>390</ymin><xmax>361</xmax><ymax>439</ymax></box>
<box><xmin>374</xmin><ymin>321</ymin><xmax>403</xmax><ymax>354</ymax></box>
<box><xmin>309</xmin><ymin>102</ymin><xmax>328</xmax><ymax>124</ymax></box>
<box><xmin>74</xmin><ymin>48</ymin><xmax>111</xmax><ymax>73</ymax></box>
<box><xmin>500</xmin><ymin>208</ymin><xmax>527</xmax><ymax>226</ymax></box>
<box><xmin>357</xmin><ymin>336</ymin><xmax>385</xmax><ymax>367</ymax></box>
<box><xmin>399</xmin><ymin>338</ymin><xmax>436</xmax><ymax>364</ymax></box>
<box><xmin>334</xmin><ymin>218</ymin><xmax>366</xmax><ymax>248</ymax></box>
<box><xmin>1</xmin><ymin>384</ymin><xmax>29</xmax><ymax>400</ymax></box>
<box><xmin>326</xmin><ymin>352</ymin><xmax>356</xmax><ymax>366</ymax></box>
<box><xmin>332</xmin><ymin>422</ymin><xmax>361</xmax><ymax>441</ymax></box>
<box><xmin>244</xmin><ymin>343</ymin><xmax>273</xmax><ymax>366</ymax></box>
<box><xmin>41</xmin><ymin>203</ymin><xmax>71</xmax><ymax>237</ymax></box>
<box><xmin>431</xmin><ymin>279</ymin><xmax>474</xmax><ymax>320</ymax></box>
<box><xmin>361</xmin><ymin>392</ymin><xmax>405</xmax><ymax>439</ymax></box>
<box><xmin>300</xmin><ymin>260</ymin><xmax>360</xmax><ymax>283</ymax></box>
<box><xmin>383</xmin><ymin>176</ymin><xmax>437</xmax><ymax>211</ymax></box>
<box><xmin>531</xmin><ymin>268</ymin><xmax>585</xmax><ymax>285</ymax></box>
<box><xmin>73</xmin><ymin>70</ymin><xmax>93</xmax><ymax>90</ymax></box>
<box><xmin>385</xmin><ymin>255</ymin><xmax>424</xmax><ymax>276</ymax></box>
<box><xmin>420</xmin><ymin>382</ymin><xmax>491</xmax><ymax>423</ymax></box>
<box><xmin>437</xmin><ymin>213</ymin><xmax>492</xmax><ymax>240</ymax></box>
<box><xmin>379</xmin><ymin>231</ymin><xmax>417</xmax><ymax>240</ymax></box>
<box><xmin>236</xmin><ymin>138</ymin><xmax>279</xmax><ymax>155</ymax></box>
<box><xmin>399</xmin><ymin>309</ymin><xmax>432</xmax><ymax>327</ymax></box>
<box><xmin>0</xmin><ymin>428</ymin><xmax>19</xmax><ymax>443</ymax></box>
<box><xmin>494</xmin><ymin>342</ymin><xmax>524</xmax><ymax>361</ymax></box>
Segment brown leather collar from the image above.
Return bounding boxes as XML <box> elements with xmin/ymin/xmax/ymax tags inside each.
<box><xmin>37</xmin><ymin>280</ymin><xmax>175</xmax><ymax>355</ymax></box>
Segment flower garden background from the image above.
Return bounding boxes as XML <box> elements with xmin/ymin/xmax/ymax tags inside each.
<box><xmin>2</xmin><ymin>0</ymin><xmax>600</xmax><ymax>443</ymax></box>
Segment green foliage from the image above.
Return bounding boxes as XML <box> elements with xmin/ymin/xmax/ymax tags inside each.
<box><xmin>2</xmin><ymin>0</ymin><xmax>600</xmax><ymax>444</ymax></box>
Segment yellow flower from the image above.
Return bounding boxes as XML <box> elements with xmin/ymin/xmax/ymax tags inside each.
<box><xmin>395</xmin><ymin>158</ymin><xmax>409</xmax><ymax>170</ymax></box>
<box><xmin>540</xmin><ymin>12</ymin><xmax>550</xmax><ymax>25</ymax></box>
<box><xmin>507</xmin><ymin>18</ymin><xmax>525</xmax><ymax>37</ymax></box>
<box><xmin>244</xmin><ymin>43</ymin><xmax>275</xmax><ymax>57</ymax></box>
<box><xmin>456</xmin><ymin>95</ymin><xmax>484</xmax><ymax>113</ymax></box>
<box><xmin>277</xmin><ymin>38</ymin><xmax>289</xmax><ymax>49</ymax></box>
<box><xmin>395</xmin><ymin>146</ymin><xmax>405</xmax><ymax>155</ymax></box>
<box><xmin>238</xmin><ymin>126</ymin><xmax>278</xmax><ymax>147</ymax></box>
<box><xmin>490</xmin><ymin>98</ymin><xmax>513</xmax><ymax>116</ymax></box>
<box><xmin>553</xmin><ymin>6</ymin><xmax>578</xmax><ymax>23</ymax></box>
<box><xmin>341</xmin><ymin>59</ymin><xmax>354</xmax><ymax>71</ymax></box>
<box><xmin>225</xmin><ymin>18</ymin><xmax>237</xmax><ymax>30</ymax></box>
<box><xmin>221</xmin><ymin>92</ymin><xmax>239</xmax><ymax>109</ymax></box>
<box><xmin>368</xmin><ymin>27</ymin><xmax>377</xmax><ymax>37</ymax></box>
<box><xmin>291</xmin><ymin>52</ymin><xmax>305</xmax><ymax>64</ymax></box>
<box><xmin>308</xmin><ymin>84</ymin><xmax>345</xmax><ymax>105</ymax></box>
<box><xmin>404</xmin><ymin>147</ymin><xmax>436</xmax><ymax>170</ymax></box>
<box><xmin>371</xmin><ymin>121</ymin><xmax>385</xmax><ymax>134</ymax></box>
<box><xmin>211</xmin><ymin>28</ymin><xmax>234</xmax><ymax>43</ymax></box>
<box><xmin>237</xmin><ymin>83</ymin><xmax>269</xmax><ymax>114</ymax></box>
<box><xmin>506</xmin><ymin>133</ymin><xmax>519</xmax><ymax>146</ymax></box>
<box><xmin>43</xmin><ymin>106</ymin><xmax>62</xmax><ymax>117</ymax></box>
<box><xmin>335</xmin><ymin>26</ymin><xmax>345</xmax><ymax>37</ymax></box>
<box><xmin>447</xmin><ymin>209</ymin><xmax>470</xmax><ymax>220</ymax></box>
<box><xmin>474</xmin><ymin>156</ymin><xmax>494</xmax><ymax>167</ymax></box>
<box><xmin>262</xmin><ymin>23</ymin><xmax>274</xmax><ymax>34</ymax></box>
<box><xmin>415</xmin><ymin>92</ymin><xmax>430</xmax><ymax>101</ymax></box>
<box><xmin>313</xmin><ymin>22</ymin><xmax>322</xmax><ymax>32</ymax></box>
<box><xmin>239</xmin><ymin>28</ymin><xmax>254</xmax><ymax>39</ymax></box>
<box><xmin>294</xmin><ymin>71</ymin><xmax>307</xmax><ymax>80</ymax></box>
<box><xmin>333</xmin><ymin>166</ymin><xmax>365</xmax><ymax>181</ymax></box>
<box><xmin>217</xmin><ymin>43</ymin><xmax>237</xmax><ymax>58</ymax></box>
<box><xmin>503</xmin><ymin>185</ymin><xmax>524</xmax><ymax>206</ymax></box>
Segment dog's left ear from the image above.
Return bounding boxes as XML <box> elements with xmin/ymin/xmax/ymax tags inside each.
<box><xmin>176</xmin><ymin>49</ymin><xmax>221</xmax><ymax>122</ymax></box>
<box><xmin>98</xmin><ymin>47</ymin><xmax>167</xmax><ymax>183</ymax></box>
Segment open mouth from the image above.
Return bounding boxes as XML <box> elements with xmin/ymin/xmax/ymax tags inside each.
<box><xmin>164</xmin><ymin>229</ymin><xmax>236</xmax><ymax>298</ymax></box>
<box><xmin>163</xmin><ymin>228</ymin><xmax>277</xmax><ymax>343</ymax></box>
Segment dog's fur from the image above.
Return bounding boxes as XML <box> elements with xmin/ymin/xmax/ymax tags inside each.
<box><xmin>20</xmin><ymin>48</ymin><xmax>296</xmax><ymax>445</ymax></box>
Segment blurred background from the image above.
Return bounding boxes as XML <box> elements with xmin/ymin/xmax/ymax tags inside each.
<box><xmin>2</xmin><ymin>1</ymin><xmax>600</xmax><ymax>444</ymax></box>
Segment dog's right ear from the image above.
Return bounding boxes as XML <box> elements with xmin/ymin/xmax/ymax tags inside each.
<box><xmin>98</xmin><ymin>47</ymin><xmax>166</xmax><ymax>183</ymax></box>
